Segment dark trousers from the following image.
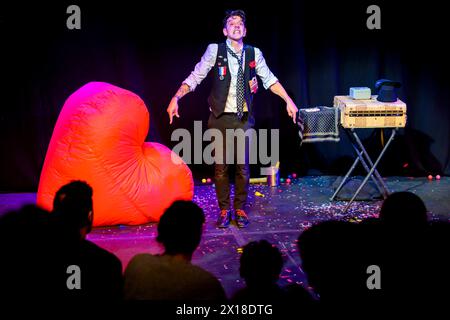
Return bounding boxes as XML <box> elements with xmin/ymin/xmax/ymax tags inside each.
<box><xmin>208</xmin><ymin>113</ymin><xmax>253</xmax><ymax>210</ymax></box>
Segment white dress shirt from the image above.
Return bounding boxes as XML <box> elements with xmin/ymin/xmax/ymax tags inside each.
<box><xmin>183</xmin><ymin>39</ymin><xmax>279</xmax><ymax>113</ymax></box>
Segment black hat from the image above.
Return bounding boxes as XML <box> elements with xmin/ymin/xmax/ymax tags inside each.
<box><xmin>375</xmin><ymin>79</ymin><xmax>401</xmax><ymax>102</ymax></box>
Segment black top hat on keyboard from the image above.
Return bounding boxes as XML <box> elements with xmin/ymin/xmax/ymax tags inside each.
<box><xmin>375</xmin><ymin>79</ymin><xmax>401</xmax><ymax>102</ymax></box>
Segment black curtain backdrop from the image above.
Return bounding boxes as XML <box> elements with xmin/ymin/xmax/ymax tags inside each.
<box><xmin>1</xmin><ymin>0</ymin><xmax>449</xmax><ymax>191</ymax></box>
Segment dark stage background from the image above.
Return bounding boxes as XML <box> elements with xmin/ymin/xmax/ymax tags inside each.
<box><xmin>1</xmin><ymin>0</ymin><xmax>449</xmax><ymax>192</ymax></box>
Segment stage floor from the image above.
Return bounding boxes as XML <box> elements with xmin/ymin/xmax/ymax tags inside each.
<box><xmin>1</xmin><ymin>176</ymin><xmax>449</xmax><ymax>298</ymax></box>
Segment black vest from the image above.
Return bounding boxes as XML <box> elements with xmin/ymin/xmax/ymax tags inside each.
<box><xmin>208</xmin><ymin>43</ymin><xmax>256</xmax><ymax>118</ymax></box>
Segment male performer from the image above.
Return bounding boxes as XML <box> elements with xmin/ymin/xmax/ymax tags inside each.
<box><xmin>167</xmin><ymin>10</ymin><xmax>298</xmax><ymax>228</ymax></box>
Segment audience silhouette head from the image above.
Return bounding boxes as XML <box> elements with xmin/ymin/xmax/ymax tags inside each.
<box><xmin>53</xmin><ymin>180</ymin><xmax>94</xmax><ymax>238</ymax></box>
<box><xmin>239</xmin><ymin>240</ymin><xmax>283</xmax><ymax>287</ymax></box>
<box><xmin>157</xmin><ymin>200</ymin><xmax>205</xmax><ymax>256</ymax></box>
<box><xmin>379</xmin><ymin>191</ymin><xmax>428</xmax><ymax>230</ymax></box>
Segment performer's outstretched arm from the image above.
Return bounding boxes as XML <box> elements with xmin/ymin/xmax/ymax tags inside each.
<box><xmin>167</xmin><ymin>84</ymin><xmax>190</xmax><ymax>124</ymax></box>
<box><xmin>254</xmin><ymin>48</ymin><xmax>298</xmax><ymax>123</ymax></box>
<box><xmin>167</xmin><ymin>44</ymin><xmax>217</xmax><ymax>124</ymax></box>
<box><xmin>269</xmin><ymin>81</ymin><xmax>298</xmax><ymax>123</ymax></box>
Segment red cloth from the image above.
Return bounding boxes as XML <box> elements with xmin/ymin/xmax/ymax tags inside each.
<box><xmin>37</xmin><ymin>82</ymin><xmax>193</xmax><ymax>226</ymax></box>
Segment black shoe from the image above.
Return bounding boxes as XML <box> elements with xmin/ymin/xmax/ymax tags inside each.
<box><xmin>216</xmin><ymin>209</ymin><xmax>231</xmax><ymax>228</ymax></box>
<box><xmin>235</xmin><ymin>209</ymin><xmax>249</xmax><ymax>228</ymax></box>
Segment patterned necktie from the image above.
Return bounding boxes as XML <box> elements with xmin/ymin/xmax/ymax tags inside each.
<box><xmin>226</xmin><ymin>46</ymin><xmax>245</xmax><ymax>120</ymax></box>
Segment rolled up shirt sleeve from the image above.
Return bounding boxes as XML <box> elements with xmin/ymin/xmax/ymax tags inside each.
<box><xmin>182</xmin><ymin>43</ymin><xmax>218</xmax><ymax>92</ymax></box>
<box><xmin>254</xmin><ymin>47</ymin><xmax>279</xmax><ymax>90</ymax></box>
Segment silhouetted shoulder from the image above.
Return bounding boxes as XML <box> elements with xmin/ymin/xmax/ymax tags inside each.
<box><xmin>80</xmin><ymin>239</ymin><xmax>122</xmax><ymax>269</ymax></box>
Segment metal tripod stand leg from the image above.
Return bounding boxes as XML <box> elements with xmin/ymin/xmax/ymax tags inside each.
<box><xmin>330</xmin><ymin>150</ymin><xmax>362</xmax><ymax>201</ymax></box>
<box><xmin>331</xmin><ymin>129</ymin><xmax>385</xmax><ymax>201</ymax></box>
<box><xmin>347</xmin><ymin>130</ymin><xmax>387</xmax><ymax>198</ymax></box>
<box><xmin>351</xmin><ymin>129</ymin><xmax>390</xmax><ymax>198</ymax></box>
<box><xmin>343</xmin><ymin>128</ymin><xmax>397</xmax><ymax>212</ymax></box>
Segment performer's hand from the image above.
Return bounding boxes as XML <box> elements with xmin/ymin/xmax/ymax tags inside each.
<box><xmin>167</xmin><ymin>98</ymin><xmax>180</xmax><ymax>124</ymax></box>
<box><xmin>286</xmin><ymin>100</ymin><xmax>298</xmax><ymax>123</ymax></box>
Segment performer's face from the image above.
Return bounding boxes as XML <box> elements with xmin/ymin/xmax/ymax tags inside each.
<box><xmin>223</xmin><ymin>16</ymin><xmax>246</xmax><ymax>42</ymax></box>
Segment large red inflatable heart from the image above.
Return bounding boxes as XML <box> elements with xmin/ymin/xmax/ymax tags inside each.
<box><xmin>37</xmin><ymin>82</ymin><xmax>194</xmax><ymax>226</ymax></box>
